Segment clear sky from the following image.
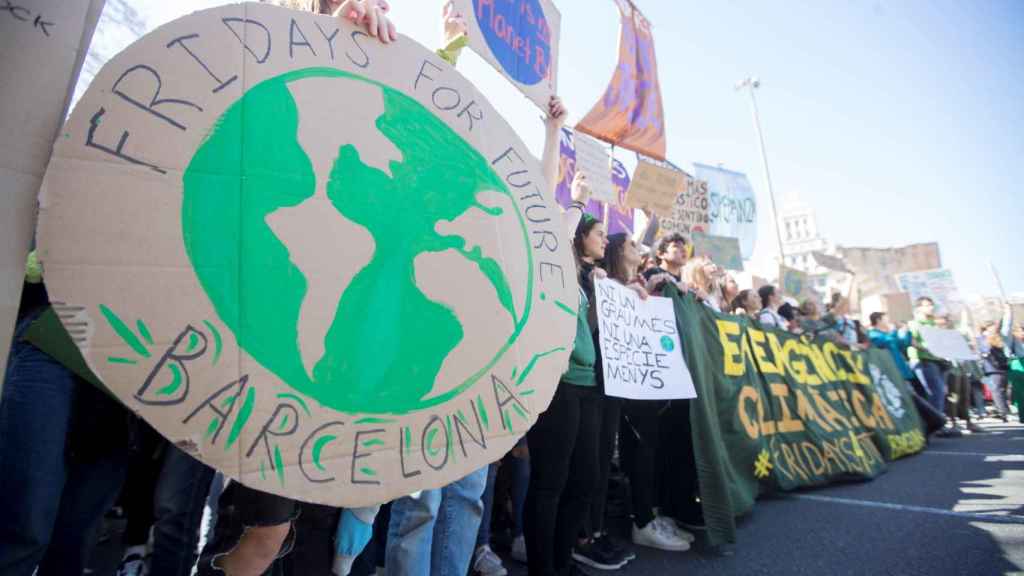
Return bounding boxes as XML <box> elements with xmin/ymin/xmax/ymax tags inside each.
<box><xmin>82</xmin><ymin>0</ymin><xmax>1024</xmax><ymax>297</ymax></box>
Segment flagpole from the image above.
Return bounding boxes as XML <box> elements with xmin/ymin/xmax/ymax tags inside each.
<box><xmin>990</xmin><ymin>261</ymin><xmax>1008</xmax><ymax>303</ymax></box>
<box><xmin>735</xmin><ymin>77</ymin><xmax>785</xmax><ymax>264</ymax></box>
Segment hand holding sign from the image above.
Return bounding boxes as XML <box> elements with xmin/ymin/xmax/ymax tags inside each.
<box><xmin>594</xmin><ymin>278</ymin><xmax>696</xmax><ymax>400</ymax></box>
<box><xmin>442</xmin><ymin>0</ymin><xmax>468</xmax><ymax>44</ymax></box>
<box><xmin>336</xmin><ymin>0</ymin><xmax>396</xmax><ymax>43</ymax></box>
<box><xmin>570</xmin><ymin>171</ymin><xmax>592</xmax><ymax>206</ymax></box>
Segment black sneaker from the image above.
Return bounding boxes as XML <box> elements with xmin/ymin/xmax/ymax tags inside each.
<box><xmin>595</xmin><ymin>533</ymin><xmax>635</xmax><ymax>562</ymax></box>
<box><xmin>572</xmin><ymin>539</ymin><xmax>628</xmax><ymax>571</ymax></box>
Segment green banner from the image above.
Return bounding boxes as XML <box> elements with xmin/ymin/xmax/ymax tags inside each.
<box><xmin>668</xmin><ymin>289</ymin><xmax>925</xmax><ymax>546</ymax></box>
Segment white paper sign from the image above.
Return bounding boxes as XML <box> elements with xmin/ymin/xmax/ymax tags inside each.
<box><xmin>594</xmin><ymin>278</ymin><xmax>696</xmax><ymax>400</ymax></box>
<box><xmin>920</xmin><ymin>326</ymin><xmax>978</xmax><ymax>362</ymax></box>
<box><xmin>572</xmin><ymin>130</ymin><xmax>615</xmax><ymax>203</ymax></box>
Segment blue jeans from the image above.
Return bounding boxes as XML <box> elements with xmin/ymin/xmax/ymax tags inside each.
<box><xmin>151</xmin><ymin>446</ymin><xmax>215</xmax><ymax>576</ymax></box>
<box><xmin>475</xmin><ymin>462</ymin><xmax>500</xmax><ymax>548</ymax></box>
<box><xmin>916</xmin><ymin>360</ymin><xmax>948</xmax><ymax>415</ymax></box>
<box><xmin>386</xmin><ymin>466</ymin><xmax>487</xmax><ymax>576</ymax></box>
<box><xmin>0</xmin><ymin>313</ymin><xmax>129</xmax><ymax>576</ymax></box>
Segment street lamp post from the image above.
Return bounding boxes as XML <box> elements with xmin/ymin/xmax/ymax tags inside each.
<box><xmin>736</xmin><ymin>77</ymin><xmax>786</xmax><ymax>264</ymax></box>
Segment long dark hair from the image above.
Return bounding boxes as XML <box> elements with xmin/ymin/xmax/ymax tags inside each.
<box><xmin>731</xmin><ymin>289</ymin><xmax>753</xmax><ymax>314</ymax></box>
<box><xmin>572</xmin><ymin>214</ymin><xmax>602</xmax><ymax>268</ymax></box>
<box><xmin>600</xmin><ymin>233</ymin><xmax>633</xmax><ymax>284</ymax></box>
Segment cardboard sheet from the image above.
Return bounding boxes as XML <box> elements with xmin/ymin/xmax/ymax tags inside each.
<box><xmin>37</xmin><ymin>3</ymin><xmax>576</xmax><ymax>507</ymax></box>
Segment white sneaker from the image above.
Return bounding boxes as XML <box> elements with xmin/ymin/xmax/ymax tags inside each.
<box><xmin>654</xmin><ymin>516</ymin><xmax>695</xmax><ymax>543</ymax></box>
<box><xmin>632</xmin><ymin>521</ymin><xmax>690</xmax><ymax>552</ymax></box>
<box><xmin>473</xmin><ymin>545</ymin><xmax>508</xmax><ymax>576</ymax></box>
<box><xmin>510</xmin><ymin>535</ymin><xmax>528</xmax><ymax>563</ymax></box>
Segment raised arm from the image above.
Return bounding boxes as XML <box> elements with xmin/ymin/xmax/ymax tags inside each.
<box><xmin>1002</xmin><ymin>303</ymin><xmax>1014</xmax><ymax>343</ymax></box>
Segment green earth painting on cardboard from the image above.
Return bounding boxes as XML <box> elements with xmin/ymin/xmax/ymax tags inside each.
<box><xmin>182</xmin><ymin>68</ymin><xmax>532</xmax><ymax>415</ymax></box>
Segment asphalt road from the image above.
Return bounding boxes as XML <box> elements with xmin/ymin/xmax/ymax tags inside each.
<box><xmin>501</xmin><ymin>418</ymin><xmax>1024</xmax><ymax>576</ymax></box>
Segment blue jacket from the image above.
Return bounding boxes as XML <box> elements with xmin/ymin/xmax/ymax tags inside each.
<box><xmin>868</xmin><ymin>328</ymin><xmax>914</xmax><ymax>380</ymax></box>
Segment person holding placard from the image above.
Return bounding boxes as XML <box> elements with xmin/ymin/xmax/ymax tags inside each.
<box><xmin>572</xmin><ymin>232</ymin><xmax>663</xmax><ymax>570</ymax></box>
<box><xmin>1009</xmin><ymin>322</ymin><xmax>1024</xmax><ymax>423</ymax></box>
<box><xmin>195</xmin><ymin>4</ymin><xmax>400</xmax><ymax>576</ymax></box>
<box><xmin>978</xmin><ymin>322</ymin><xmax>1011</xmax><ymax>422</ymax></box>
<box><xmin>907</xmin><ymin>297</ymin><xmax>962</xmax><ymax>438</ymax></box>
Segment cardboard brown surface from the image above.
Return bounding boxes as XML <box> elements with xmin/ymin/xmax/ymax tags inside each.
<box><xmin>659</xmin><ymin>175</ymin><xmax>709</xmax><ymax>238</ymax></box>
<box><xmin>36</xmin><ymin>3</ymin><xmax>576</xmax><ymax>507</ymax></box>
<box><xmin>692</xmin><ymin>233</ymin><xmax>743</xmax><ymax>271</ymax></box>
<box><xmin>625</xmin><ymin>159</ymin><xmax>685</xmax><ymax>218</ymax></box>
<box><xmin>0</xmin><ymin>0</ymin><xmax>105</xmax><ymax>383</ymax></box>
<box><xmin>454</xmin><ymin>0</ymin><xmax>560</xmax><ymax>110</ymax></box>
<box><xmin>779</xmin><ymin>265</ymin><xmax>814</xmax><ymax>303</ymax></box>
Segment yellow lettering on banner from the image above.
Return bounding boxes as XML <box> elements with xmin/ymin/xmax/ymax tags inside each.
<box><xmin>837</xmin><ymin>436</ymin><xmax>864</xmax><ymax>473</ymax></box>
<box><xmin>781</xmin><ymin>339</ymin><xmax>809</xmax><ymax>384</ymax></box>
<box><xmin>801</xmin><ymin>442</ymin><xmax>827</xmax><ymax>476</ymax></box>
<box><xmin>851</xmin><ymin>389</ymin><xmax>877</xmax><ymax>429</ymax></box>
<box><xmin>828</xmin><ymin>389</ymin><xmax>855</xmax><ymax>416</ymax></box>
<box><xmin>749</xmin><ymin>330</ymin><xmax>781</xmax><ymax>374</ymax></box>
<box><xmin>738</xmin><ymin>386</ymin><xmax>761</xmax><ymax>439</ymax></box>
<box><xmin>717</xmin><ymin>320</ymin><xmax>745</xmax><ymax>376</ymax></box>
<box><xmin>820</xmin><ymin>438</ymin><xmax>847</xmax><ymax>474</ymax></box>
<box><xmin>871</xmin><ymin>393</ymin><xmax>896</xmax><ymax>430</ymax></box>
<box><xmin>797</xmin><ymin>343</ymin><xmax>823</xmax><ymax>385</ymax></box>
<box><xmin>803</xmin><ymin>342</ymin><xmax>837</xmax><ymax>383</ymax></box>
<box><xmin>769</xmin><ymin>383</ymin><xmax>805</xmax><ymax>433</ymax></box>
<box><xmin>822</xmin><ymin>343</ymin><xmax>849</xmax><ymax>381</ymax></box>
<box><xmin>843</xmin><ymin>351</ymin><xmax>871</xmax><ymax>384</ymax></box>
<box><xmin>780</xmin><ymin>442</ymin><xmax>810</xmax><ymax>482</ymax></box>
<box><xmin>795</xmin><ymin>389</ymin><xmax>834</xmax><ymax>432</ymax></box>
<box><xmin>741</xmin><ymin>329</ymin><xmax>758</xmax><ymax>369</ymax></box>
<box><xmin>811</xmin><ymin>389</ymin><xmax>852</xmax><ymax>430</ymax></box>
<box><xmin>758</xmin><ymin>388</ymin><xmax>776</xmax><ymax>436</ymax></box>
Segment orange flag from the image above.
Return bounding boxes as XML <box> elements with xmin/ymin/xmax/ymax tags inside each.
<box><xmin>575</xmin><ymin>0</ymin><xmax>666</xmax><ymax>160</ymax></box>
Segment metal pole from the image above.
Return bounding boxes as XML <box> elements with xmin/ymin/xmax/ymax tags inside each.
<box><xmin>736</xmin><ymin>78</ymin><xmax>785</xmax><ymax>263</ymax></box>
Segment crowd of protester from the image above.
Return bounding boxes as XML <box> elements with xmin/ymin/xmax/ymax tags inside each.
<box><xmin>2</xmin><ymin>2</ymin><xmax>1023</xmax><ymax>576</ymax></box>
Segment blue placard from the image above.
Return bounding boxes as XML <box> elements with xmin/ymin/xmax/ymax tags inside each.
<box><xmin>473</xmin><ymin>0</ymin><xmax>554</xmax><ymax>86</ymax></box>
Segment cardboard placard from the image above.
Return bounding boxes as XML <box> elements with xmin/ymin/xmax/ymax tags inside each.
<box><xmin>894</xmin><ymin>269</ymin><xmax>964</xmax><ymax>317</ymax></box>
<box><xmin>625</xmin><ymin>160</ymin><xmax>686</xmax><ymax>218</ymax></box>
<box><xmin>919</xmin><ymin>327</ymin><xmax>977</xmax><ymax>362</ymax></box>
<box><xmin>594</xmin><ymin>278</ymin><xmax>696</xmax><ymax>400</ymax></box>
<box><xmin>571</xmin><ymin>129</ymin><xmax>615</xmax><ymax>203</ymax></box>
<box><xmin>36</xmin><ymin>3</ymin><xmax>576</xmax><ymax>507</ymax></box>
<box><xmin>453</xmin><ymin>0</ymin><xmax>560</xmax><ymax>110</ymax></box>
<box><xmin>692</xmin><ymin>233</ymin><xmax>743</xmax><ymax>271</ymax></box>
<box><xmin>0</xmin><ymin>0</ymin><xmax>105</xmax><ymax>383</ymax></box>
<box><xmin>660</xmin><ymin>175</ymin><xmax>709</xmax><ymax>237</ymax></box>
<box><xmin>779</xmin><ymin>265</ymin><xmax>814</xmax><ymax>303</ymax></box>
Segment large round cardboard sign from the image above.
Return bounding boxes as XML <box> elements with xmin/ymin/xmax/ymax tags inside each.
<box><xmin>37</xmin><ymin>2</ymin><xmax>576</xmax><ymax>506</ymax></box>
